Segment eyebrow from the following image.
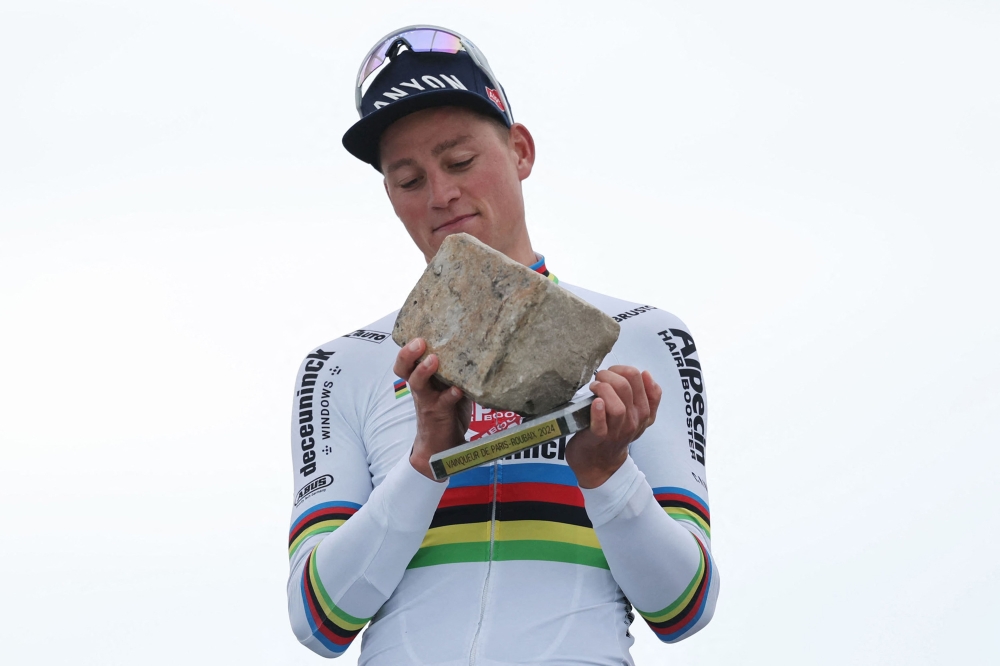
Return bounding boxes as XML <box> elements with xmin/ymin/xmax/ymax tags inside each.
<box><xmin>385</xmin><ymin>157</ymin><xmax>415</xmax><ymax>174</ymax></box>
<box><xmin>384</xmin><ymin>135</ymin><xmax>474</xmax><ymax>174</ymax></box>
<box><xmin>432</xmin><ymin>135</ymin><xmax>472</xmax><ymax>157</ymax></box>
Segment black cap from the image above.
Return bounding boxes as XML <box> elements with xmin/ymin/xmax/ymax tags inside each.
<box><xmin>343</xmin><ymin>49</ymin><xmax>511</xmax><ymax>170</ymax></box>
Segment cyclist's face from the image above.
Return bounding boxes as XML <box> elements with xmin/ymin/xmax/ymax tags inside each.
<box><xmin>380</xmin><ymin>106</ymin><xmax>535</xmax><ymax>264</ymax></box>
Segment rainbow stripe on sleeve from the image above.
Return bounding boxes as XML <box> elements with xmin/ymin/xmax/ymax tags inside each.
<box><xmin>635</xmin><ymin>535</ymin><xmax>714</xmax><ymax>642</ymax></box>
<box><xmin>288</xmin><ymin>501</ymin><xmax>361</xmax><ymax>560</ymax></box>
<box><xmin>393</xmin><ymin>378</ymin><xmax>410</xmax><ymax>398</ymax></box>
<box><xmin>408</xmin><ymin>463</ymin><xmax>608</xmax><ymax>570</ymax></box>
<box><xmin>652</xmin><ymin>486</ymin><xmax>711</xmax><ymax>540</ymax></box>
<box><xmin>300</xmin><ymin>549</ymin><xmax>372</xmax><ymax>654</ymax></box>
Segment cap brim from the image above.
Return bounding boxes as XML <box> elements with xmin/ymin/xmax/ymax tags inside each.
<box><xmin>342</xmin><ymin>89</ymin><xmax>509</xmax><ymax>171</ymax></box>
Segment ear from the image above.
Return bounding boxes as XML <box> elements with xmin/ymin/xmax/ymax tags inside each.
<box><xmin>508</xmin><ymin>123</ymin><xmax>535</xmax><ymax>181</ymax></box>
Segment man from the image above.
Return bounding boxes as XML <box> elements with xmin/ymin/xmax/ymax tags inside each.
<box><xmin>288</xmin><ymin>26</ymin><xmax>718</xmax><ymax>664</ymax></box>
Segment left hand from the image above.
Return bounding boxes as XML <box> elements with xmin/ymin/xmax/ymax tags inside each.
<box><xmin>565</xmin><ymin>365</ymin><xmax>663</xmax><ymax>489</ymax></box>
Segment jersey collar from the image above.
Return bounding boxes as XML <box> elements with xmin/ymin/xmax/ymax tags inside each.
<box><xmin>529</xmin><ymin>254</ymin><xmax>559</xmax><ymax>284</ymax></box>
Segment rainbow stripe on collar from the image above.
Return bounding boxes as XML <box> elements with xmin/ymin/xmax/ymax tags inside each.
<box><xmin>529</xmin><ymin>255</ymin><xmax>559</xmax><ymax>284</ymax></box>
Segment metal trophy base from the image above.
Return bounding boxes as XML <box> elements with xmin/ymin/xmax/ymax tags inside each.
<box><xmin>429</xmin><ymin>396</ymin><xmax>596</xmax><ymax>481</ymax></box>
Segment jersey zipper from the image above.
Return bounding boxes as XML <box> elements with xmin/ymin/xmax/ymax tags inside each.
<box><xmin>468</xmin><ymin>460</ymin><xmax>499</xmax><ymax>665</ymax></box>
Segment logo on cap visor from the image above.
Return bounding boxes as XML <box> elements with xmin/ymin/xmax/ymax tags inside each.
<box><xmin>486</xmin><ymin>87</ymin><xmax>505</xmax><ymax>112</ymax></box>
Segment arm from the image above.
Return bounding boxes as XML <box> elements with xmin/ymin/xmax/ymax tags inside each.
<box><xmin>582</xmin><ymin>457</ymin><xmax>717</xmax><ymax>641</ymax></box>
<box><xmin>567</xmin><ymin>323</ymin><xmax>719</xmax><ymax>642</ymax></box>
<box><xmin>288</xmin><ymin>457</ymin><xmax>446</xmax><ymax>657</ymax></box>
<box><xmin>286</xmin><ymin>340</ymin><xmax>470</xmax><ymax>657</ymax></box>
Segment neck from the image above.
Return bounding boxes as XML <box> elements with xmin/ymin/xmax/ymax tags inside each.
<box><xmin>499</xmin><ymin>222</ymin><xmax>536</xmax><ymax>266</ymax></box>
<box><xmin>506</xmin><ymin>240</ymin><xmax>538</xmax><ymax>267</ymax></box>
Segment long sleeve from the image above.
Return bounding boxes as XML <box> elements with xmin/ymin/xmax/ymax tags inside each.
<box><xmin>581</xmin><ymin>314</ymin><xmax>719</xmax><ymax>643</ymax></box>
<box><xmin>582</xmin><ymin>457</ymin><xmax>718</xmax><ymax>642</ymax></box>
<box><xmin>288</xmin><ymin>455</ymin><xmax>447</xmax><ymax>657</ymax></box>
<box><xmin>285</xmin><ymin>342</ymin><xmax>446</xmax><ymax>657</ymax></box>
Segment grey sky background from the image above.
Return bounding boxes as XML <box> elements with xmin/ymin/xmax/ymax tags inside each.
<box><xmin>1</xmin><ymin>1</ymin><xmax>997</xmax><ymax>664</ymax></box>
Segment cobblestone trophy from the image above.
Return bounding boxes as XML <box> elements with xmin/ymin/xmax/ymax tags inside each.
<box><xmin>392</xmin><ymin>233</ymin><xmax>620</xmax><ymax>479</ymax></box>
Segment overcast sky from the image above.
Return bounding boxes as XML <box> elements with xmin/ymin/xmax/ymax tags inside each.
<box><xmin>1</xmin><ymin>1</ymin><xmax>998</xmax><ymax>664</ymax></box>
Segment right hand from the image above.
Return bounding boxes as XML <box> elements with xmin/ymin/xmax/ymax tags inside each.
<box><xmin>393</xmin><ymin>338</ymin><xmax>472</xmax><ymax>480</ymax></box>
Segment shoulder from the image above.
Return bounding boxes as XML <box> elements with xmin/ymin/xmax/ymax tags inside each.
<box><xmin>561</xmin><ymin>282</ymin><xmax>692</xmax><ymax>338</ymax></box>
<box><xmin>561</xmin><ymin>282</ymin><xmax>703</xmax><ymax>375</ymax></box>
<box><xmin>293</xmin><ymin>310</ymin><xmax>401</xmax><ymax>383</ymax></box>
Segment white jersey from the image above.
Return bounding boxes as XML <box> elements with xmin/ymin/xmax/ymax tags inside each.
<box><xmin>287</xmin><ymin>259</ymin><xmax>719</xmax><ymax>665</ymax></box>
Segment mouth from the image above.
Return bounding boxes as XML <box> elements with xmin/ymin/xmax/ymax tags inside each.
<box><xmin>434</xmin><ymin>213</ymin><xmax>478</xmax><ymax>233</ymax></box>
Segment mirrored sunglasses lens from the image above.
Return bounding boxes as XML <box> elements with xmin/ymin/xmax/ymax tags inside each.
<box><xmin>402</xmin><ymin>29</ymin><xmax>462</xmax><ymax>53</ymax></box>
<box><xmin>359</xmin><ymin>37</ymin><xmax>393</xmax><ymax>83</ymax></box>
<box><xmin>358</xmin><ymin>29</ymin><xmax>463</xmax><ymax>86</ymax></box>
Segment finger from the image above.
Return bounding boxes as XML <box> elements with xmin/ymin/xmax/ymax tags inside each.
<box><xmin>407</xmin><ymin>353</ymin><xmax>440</xmax><ymax>396</ymax></box>
<box><xmin>610</xmin><ymin>365</ymin><xmax>649</xmax><ymax>424</ymax></box>
<box><xmin>393</xmin><ymin>338</ymin><xmax>425</xmax><ymax>379</ymax></box>
<box><xmin>590</xmin><ymin>380</ymin><xmax>627</xmax><ymax>436</ymax></box>
<box><xmin>588</xmin><ymin>397</ymin><xmax>608</xmax><ymax>437</ymax></box>
<box><xmin>439</xmin><ymin>385</ymin><xmax>465</xmax><ymax>407</ymax></box>
<box><xmin>643</xmin><ymin>371</ymin><xmax>663</xmax><ymax>423</ymax></box>
<box><xmin>594</xmin><ymin>370</ymin><xmax>632</xmax><ymax>428</ymax></box>
<box><xmin>457</xmin><ymin>394</ymin><xmax>474</xmax><ymax>431</ymax></box>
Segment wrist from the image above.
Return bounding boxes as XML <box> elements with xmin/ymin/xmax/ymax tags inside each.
<box><xmin>571</xmin><ymin>454</ymin><xmax>628</xmax><ymax>489</ymax></box>
<box><xmin>579</xmin><ymin>456</ymin><xmax>644</xmax><ymax>528</ymax></box>
<box><xmin>409</xmin><ymin>438</ymin><xmax>447</xmax><ymax>482</ymax></box>
<box><xmin>409</xmin><ymin>450</ymin><xmax>435</xmax><ymax>481</ymax></box>
<box><xmin>574</xmin><ymin>469</ymin><xmax>615</xmax><ymax>489</ymax></box>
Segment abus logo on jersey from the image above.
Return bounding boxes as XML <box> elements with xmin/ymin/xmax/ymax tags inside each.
<box><xmin>295</xmin><ymin>474</ymin><xmax>333</xmax><ymax>505</ymax></box>
<box><xmin>485</xmin><ymin>87</ymin><xmax>505</xmax><ymax>112</ymax></box>
<box><xmin>344</xmin><ymin>329</ymin><xmax>389</xmax><ymax>344</ymax></box>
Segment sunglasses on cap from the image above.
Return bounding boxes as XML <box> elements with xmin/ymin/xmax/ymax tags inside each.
<box><xmin>354</xmin><ymin>25</ymin><xmax>514</xmax><ymax>126</ymax></box>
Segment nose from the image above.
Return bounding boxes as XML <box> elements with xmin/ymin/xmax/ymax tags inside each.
<box><xmin>426</xmin><ymin>171</ymin><xmax>460</xmax><ymax>209</ymax></box>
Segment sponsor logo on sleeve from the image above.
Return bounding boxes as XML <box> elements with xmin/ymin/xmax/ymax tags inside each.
<box><xmin>294</xmin><ymin>474</ymin><xmax>334</xmax><ymax>505</ymax></box>
<box><xmin>658</xmin><ymin>329</ymin><xmax>707</xmax><ymax>466</ymax></box>
<box><xmin>297</xmin><ymin>348</ymin><xmax>334</xmax><ymax>477</ymax></box>
<box><xmin>613</xmin><ymin>305</ymin><xmax>657</xmax><ymax>323</ymax></box>
<box><xmin>691</xmin><ymin>471</ymin><xmax>707</xmax><ymax>489</ymax></box>
<box><xmin>318</xmin><ymin>379</ymin><xmax>336</xmax><ymax>441</ymax></box>
<box><xmin>343</xmin><ymin>329</ymin><xmax>389</xmax><ymax>344</ymax></box>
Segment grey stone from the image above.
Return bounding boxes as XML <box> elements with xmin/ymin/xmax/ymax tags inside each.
<box><xmin>392</xmin><ymin>233</ymin><xmax>620</xmax><ymax>416</ymax></box>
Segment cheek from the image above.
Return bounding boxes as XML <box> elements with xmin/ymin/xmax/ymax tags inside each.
<box><xmin>470</xmin><ymin>163</ymin><xmax>514</xmax><ymax>207</ymax></box>
<box><xmin>478</xmin><ymin>168</ymin><xmax>518</xmax><ymax>215</ymax></box>
<box><xmin>391</xmin><ymin>195</ymin><xmax>424</xmax><ymax>227</ymax></box>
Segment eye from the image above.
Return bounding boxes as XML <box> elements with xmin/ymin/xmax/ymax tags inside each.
<box><xmin>399</xmin><ymin>176</ymin><xmax>421</xmax><ymax>189</ymax></box>
<box><xmin>450</xmin><ymin>156</ymin><xmax>474</xmax><ymax>169</ymax></box>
